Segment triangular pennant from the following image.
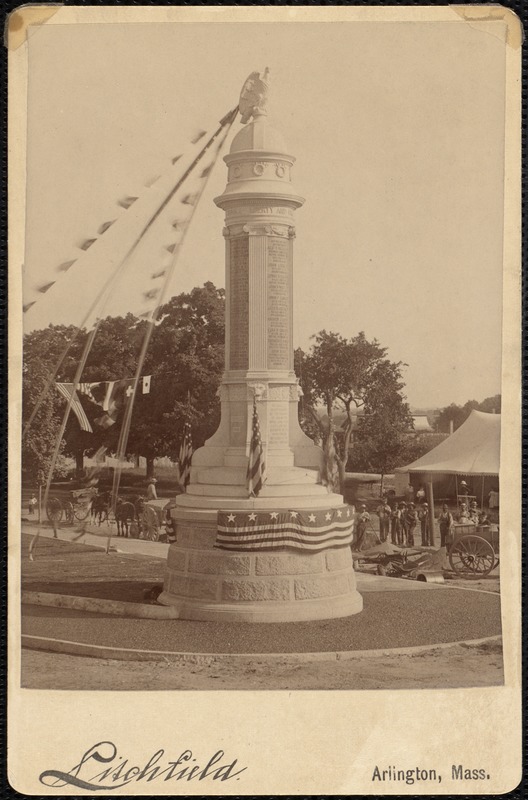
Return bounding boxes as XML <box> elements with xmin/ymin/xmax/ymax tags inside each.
<box><xmin>165</xmin><ymin>243</ymin><xmax>179</xmax><ymax>254</ymax></box>
<box><xmin>38</xmin><ymin>281</ymin><xmax>56</xmax><ymax>294</ymax></box>
<box><xmin>172</xmin><ymin>220</ymin><xmax>184</xmax><ymax>230</ymax></box>
<box><xmin>200</xmin><ymin>165</ymin><xmax>213</xmax><ymax>178</ymax></box>
<box><xmin>171</xmin><ymin>155</ymin><xmax>182</xmax><ymax>165</ymax></box>
<box><xmin>98</xmin><ymin>220</ymin><xmax>115</xmax><ymax>235</ymax></box>
<box><xmin>151</xmin><ymin>269</ymin><xmax>166</xmax><ymax>279</ymax></box>
<box><xmin>191</xmin><ymin>130</ymin><xmax>206</xmax><ymax>144</ymax></box>
<box><xmin>118</xmin><ymin>196</ymin><xmax>138</xmax><ymax>209</ymax></box>
<box><xmin>79</xmin><ymin>238</ymin><xmax>97</xmax><ymax>251</ymax></box>
<box><xmin>143</xmin><ymin>288</ymin><xmax>160</xmax><ymax>301</ymax></box>
<box><xmin>57</xmin><ymin>260</ymin><xmax>76</xmax><ymax>272</ymax></box>
<box><xmin>23</xmin><ymin>301</ymin><xmax>36</xmax><ymax>312</ymax></box>
<box><xmin>182</xmin><ymin>193</ymin><xmax>198</xmax><ymax>206</ymax></box>
<box><xmin>144</xmin><ymin>175</ymin><xmax>161</xmax><ymax>188</ymax></box>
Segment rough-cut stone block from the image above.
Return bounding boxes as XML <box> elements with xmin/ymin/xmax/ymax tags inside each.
<box><xmin>170</xmin><ymin>575</ymin><xmax>218</xmax><ymax>600</ymax></box>
<box><xmin>255</xmin><ymin>553</ymin><xmax>324</xmax><ymax>576</ymax></box>
<box><xmin>189</xmin><ymin>553</ymin><xmax>251</xmax><ymax>575</ymax></box>
<box><xmin>221</xmin><ymin>578</ymin><xmax>291</xmax><ymax>602</ymax></box>
<box><xmin>167</xmin><ymin>548</ymin><xmax>187</xmax><ymax>572</ymax></box>
<box><xmin>325</xmin><ymin>548</ymin><xmax>351</xmax><ymax>572</ymax></box>
<box><xmin>294</xmin><ymin>574</ymin><xmax>350</xmax><ymax>600</ymax></box>
<box><xmin>177</xmin><ymin>527</ymin><xmax>217</xmax><ymax>549</ymax></box>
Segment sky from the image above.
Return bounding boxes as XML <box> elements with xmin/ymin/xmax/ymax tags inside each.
<box><xmin>22</xmin><ymin>18</ymin><xmax>506</xmax><ymax>409</ymax></box>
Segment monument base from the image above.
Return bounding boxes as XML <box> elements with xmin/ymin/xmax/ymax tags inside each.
<box><xmin>159</xmin><ymin>510</ymin><xmax>363</xmax><ymax>623</ymax></box>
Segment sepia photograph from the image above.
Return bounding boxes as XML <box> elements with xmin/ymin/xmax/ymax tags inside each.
<box><xmin>8</xmin><ymin>5</ymin><xmax>522</xmax><ymax>796</ymax></box>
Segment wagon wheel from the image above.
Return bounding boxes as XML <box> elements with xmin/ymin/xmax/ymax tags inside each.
<box><xmin>449</xmin><ymin>535</ymin><xmax>495</xmax><ymax>579</ymax></box>
<box><xmin>63</xmin><ymin>500</ymin><xmax>75</xmax><ymax>525</ymax></box>
<box><xmin>141</xmin><ymin>506</ymin><xmax>160</xmax><ymax>541</ymax></box>
<box><xmin>73</xmin><ymin>498</ymin><xmax>91</xmax><ymax>521</ymax></box>
<box><xmin>46</xmin><ymin>497</ymin><xmax>63</xmax><ymax>523</ymax></box>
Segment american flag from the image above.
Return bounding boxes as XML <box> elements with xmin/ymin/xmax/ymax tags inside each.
<box><xmin>216</xmin><ymin>506</ymin><xmax>356</xmax><ymax>552</ymax></box>
<box><xmin>247</xmin><ymin>399</ymin><xmax>266</xmax><ymax>497</ymax></box>
<box><xmin>178</xmin><ymin>421</ymin><xmax>193</xmax><ymax>488</ymax></box>
<box><xmin>55</xmin><ymin>383</ymin><xmax>93</xmax><ymax>433</ymax></box>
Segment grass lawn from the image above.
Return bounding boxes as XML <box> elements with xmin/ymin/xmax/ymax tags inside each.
<box><xmin>21</xmin><ymin>533</ymin><xmax>165</xmax><ymax>603</ymax></box>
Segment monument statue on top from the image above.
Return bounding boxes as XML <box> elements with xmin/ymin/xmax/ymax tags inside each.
<box><xmin>239</xmin><ymin>67</ymin><xmax>271</xmax><ymax>122</ymax></box>
<box><xmin>159</xmin><ymin>69</ymin><xmax>363</xmax><ymax>623</ymax></box>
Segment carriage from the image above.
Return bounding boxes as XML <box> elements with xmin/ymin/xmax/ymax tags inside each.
<box><xmin>447</xmin><ymin>522</ymin><xmax>500</xmax><ymax>579</ymax></box>
<box><xmin>45</xmin><ymin>487</ymin><xmax>99</xmax><ymax>525</ymax></box>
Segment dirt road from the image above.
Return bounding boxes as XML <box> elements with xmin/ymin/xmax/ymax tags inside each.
<box><xmin>21</xmin><ymin>639</ymin><xmax>503</xmax><ymax>691</ymax></box>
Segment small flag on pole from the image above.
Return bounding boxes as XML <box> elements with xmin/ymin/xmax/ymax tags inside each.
<box><xmin>142</xmin><ymin>375</ymin><xmax>151</xmax><ymax>394</ymax></box>
<box><xmin>151</xmin><ymin>269</ymin><xmax>166</xmax><ymax>279</ymax></box>
<box><xmin>165</xmin><ymin>243</ymin><xmax>179</xmax><ymax>254</ymax></box>
<box><xmin>178</xmin><ymin>421</ymin><xmax>193</xmax><ymax>488</ymax></box>
<box><xmin>247</xmin><ymin>399</ymin><xmax>266</xmax><ymax>497</ymax></box>
<box><xmin>143</xmin><ymin>288</ymin><xmax>159</xmax><ymax>300</ymax></box>
<box><xmin>200</xmin><ymin>165</ymin><xmax>213</xmax><ymax>178</ymax></box>
<box><xmin>171</xmin><ymin>155</ymin><xmax>182</xmax><ymax>165</ymax></box>
<box><xmin>182</xmin><ymin>193</ymin><xmax>199</xmax><ymax>206</ymax></box>
<box><xmin>23</xmin><ymin>302</ymin><xmax>36</xmax><ymax>313</ymax></box>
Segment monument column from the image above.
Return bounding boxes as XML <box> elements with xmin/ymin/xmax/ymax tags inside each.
<box><xmin>159</xmin><ymin>70</ymin><xmax>363</xmax><ymax>622</ymax></box>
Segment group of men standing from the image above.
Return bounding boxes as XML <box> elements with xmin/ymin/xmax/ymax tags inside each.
<box><xmin>353</xmin><ymin>493</ymin><xmax>492</xmax><ymax>552</ymax></box>
<box><xmin>354</xmin><ymin>499</ymin><xmax>432</xmax><ymax>550</ymax></box>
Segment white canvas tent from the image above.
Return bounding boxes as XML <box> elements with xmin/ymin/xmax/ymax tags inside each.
<box><xmin>398</xmin><ymin>410</ymin><xmax>500</xmax><ymax>477</ymax></box>
<box><xmin>396</xmin><ymin>411</ymin><xmax>500</xmax><ymax>544</ymax></box>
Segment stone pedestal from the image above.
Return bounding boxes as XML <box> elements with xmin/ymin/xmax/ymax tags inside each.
<box><xmin>159</xmin><ymin>102</ymin><xmax>362</xmax><ymax>622</ymax></box>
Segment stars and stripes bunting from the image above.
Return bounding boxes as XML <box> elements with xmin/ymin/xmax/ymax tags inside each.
<box><xmin>216</xmin><ymin>506</ymin><xmax>356</xmax><ymax>552</ymax></box>
<box><xmin>55</xmin><ymin>383</ymin><xmax>93</xmax><ymax>433</ymax></box>
<box><xmin>247</xmin><ymin>399</ymin><xmax>265</xmax><ymax>497</ymax></box>
<box><xmin>178</xmin><ymin>421</ymin><xmax>193</xmax><ymax>488</ymax></box>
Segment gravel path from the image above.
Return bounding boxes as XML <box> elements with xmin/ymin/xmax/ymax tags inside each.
<box><xmin>22</xmin><ymin>588</ymin><xmax>501</xmax><ymax>654</ymax></box>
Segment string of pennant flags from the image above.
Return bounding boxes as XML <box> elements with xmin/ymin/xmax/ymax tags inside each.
<box><xmin>30</xmin><ymin>104</ymin><xmax>238</xmax><ymax>521</ymax></box>
<box><xmin>23</xmin><ymin>128</ymin><xmax>210</xmax><ymax>315</ymax></box>
<box><xmin>55</xmin><ymin>375</ymin><xmax>153</xmax><ymax>433</ymax></box>
<box><xmin>109</xmin><ymin>109</ymin><xmax>238</xmax><ymax>507</ymax></box>
<box><xmin>23</xmin><ymin>106</ymin><xmax>237</xmax><ymax>440</ymax></box>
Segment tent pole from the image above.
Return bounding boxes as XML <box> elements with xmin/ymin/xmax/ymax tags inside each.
<box><xmin>426</xmin><ymin>480</ymin><xmax>435</xmax><ymax>547</ymax></box>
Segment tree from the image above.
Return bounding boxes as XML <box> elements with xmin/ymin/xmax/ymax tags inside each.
<box><xmin>434</xmin><ymin>395</ymin><xmax>501</xmax><ymax>433</ymax></box>
<box><xmin>22</xmin><ymin>357</ymin><xmax>66</xmax><ymax>486</ymax></box>
<box><xmin>129</xmin><ymin>282</ymin><xmax>225</xmax><ymax>474</ymax></box>
<box><xmin>22</xmin><ymin>283</ymin><xmax>226</xmax><ymax>481</ymax></box>
<box><xmin>296</xmin><ymin>330</ymin><xmax>412</xmax><ymax>491</ymax></box>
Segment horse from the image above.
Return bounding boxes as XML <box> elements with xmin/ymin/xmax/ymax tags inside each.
<box><xmin>115</xmin><ymin>499</ymin><xmax>137</xmax><ymax>537</ymax></box>
<box><xmin>91</xmin><ymin>491</ymin><xmax>110</xmax><ymax>526</ymax></box>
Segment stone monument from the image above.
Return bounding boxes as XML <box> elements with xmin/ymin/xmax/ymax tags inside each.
<box><xmin>159</xmin><ymin>70</ymin><xmax>363</xmax><ymax>622</ymax></box>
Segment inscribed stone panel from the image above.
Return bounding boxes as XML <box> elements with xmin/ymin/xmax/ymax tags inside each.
<box><xmin>229</xmin><ymin>237</ymin><xmax>249</xmax><ymax>369</ymax></box>
<box><xmin>267</xmin><ymin>237</ymin><xmax>290</xmax><ymax>369</ymax></box>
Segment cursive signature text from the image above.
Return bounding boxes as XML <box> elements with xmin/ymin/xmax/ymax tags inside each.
<box><xmin>39</xmin><ymin>741</ymin><xmax>247</xmax><ymax>790</ymax></box>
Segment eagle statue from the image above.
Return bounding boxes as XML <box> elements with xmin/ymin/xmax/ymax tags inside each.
<box><xmin>238</xmin><ymin>67</ymin><xmax>271</xmax><ymax>124</ymax></box>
